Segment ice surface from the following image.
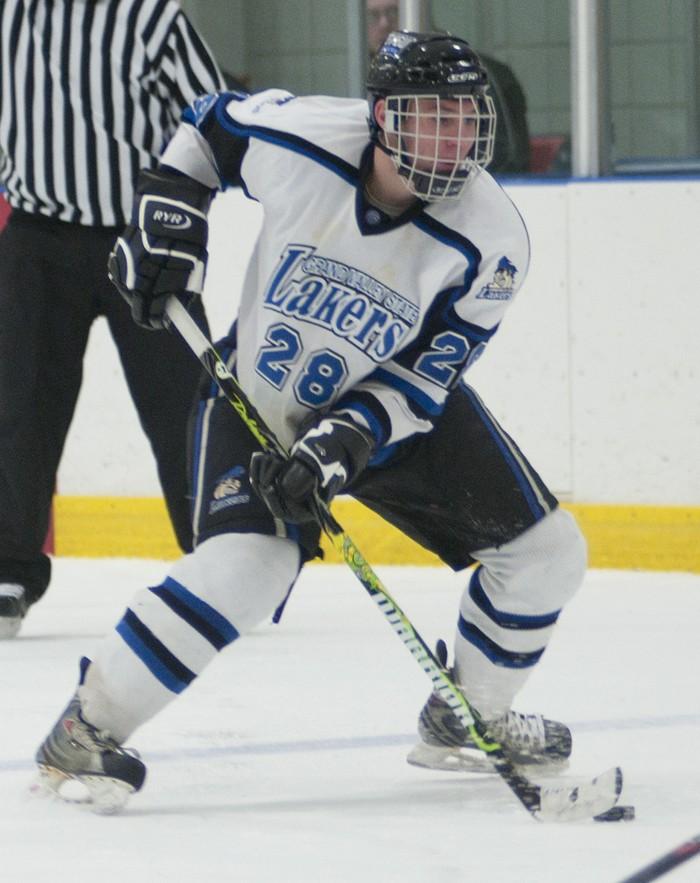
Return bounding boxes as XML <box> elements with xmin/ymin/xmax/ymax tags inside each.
<box><xmin>2</xmin><ymin>559</ymin><xmax>700</xmax><ymax>882</ymax></box>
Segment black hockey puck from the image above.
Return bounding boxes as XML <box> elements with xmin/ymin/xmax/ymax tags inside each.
<box><xmin>593</xmin><ymin>804</ymin><xmax>636</xmax><ymax>822</ymax></box>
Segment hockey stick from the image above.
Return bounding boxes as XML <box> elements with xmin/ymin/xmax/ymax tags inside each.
<box><xmin>165</xmin><ymin>295</ymin><xmax>623</xmax><ymax>822</ymax></box>
<box><xmin>617</xmin><ymin>834</ymin><xmax>700</xmax><ymax>882</ymax></box>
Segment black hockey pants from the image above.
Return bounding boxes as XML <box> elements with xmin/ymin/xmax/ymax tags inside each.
<box><xmin>0</xmin><ymin>210</ymin><xmax>206</xmax><ymax>604</ymax></box>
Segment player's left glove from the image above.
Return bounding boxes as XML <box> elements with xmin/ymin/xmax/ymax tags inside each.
<box><xmin>249</xmin><ymin>415</ymin><xmax>375</xmax><ymax>524</ymax></box>
<box><xmin>108</xmin><ymin>167</ymin><xmax>213</xmax><ymax>330</ymax></box>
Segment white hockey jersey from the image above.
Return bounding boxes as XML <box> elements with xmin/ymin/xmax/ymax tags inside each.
<box><xmin>161</xmin><ymin>89</ymin><xmax>530</xmax><ymax>456</ymax></box>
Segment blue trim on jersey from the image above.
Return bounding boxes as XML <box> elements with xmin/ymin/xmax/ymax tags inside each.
<box><xmin>412</xmin><ymin>214</ymin><xmax>482</xmax><ymax>269</ymax></box>
<box><xmin>190</xmin><ymin>400</ymin><xmax>207</xmax><ymax>525</ymax></box>
<box><xmin>338</xmin><ymin>401</ymin><xmax>386</xmax><ymax>447</ymax></box>
<box><xmin>469</xmin><ymin>567</ymin><xmax>560</xmax><ymax>630</ymax></box>
<box><xmin>367</xmin><ymin>440</ymin><xmax>401</xmax><ymax>467</ymax></box>
<box><xmin>458</xmin><ymin>615</ymin><xmax>545</xmax><ymax>669</ymax></box>
<box><xmin>430</xmin><ymin>285</ymin><xmax>495</xmax><ymax>342</ymax></box>
<box><xmin>224</xmin><ymin>320</ymin><xmax>239</xmax><ymax>349</ymax></box>
<box><xmin>372</xmin><ymin>367</ymin><xmax>443</xmax><ymax>416</ymax></box>
<box><xmin>457</xmin><ymin>316</ymin><xmax>498</xmax><ymax>344</ymax></box>
<box><xmin>182</xmin><ymin>93</ymin><xmax>251</xmax><ymax>190</ymax></box>
<box><xmin>393</xmin><ymin>284</ymin><xmax>496</xmax><ymax>381</ymax></box>
<box><xmin>150</xmin><ymin>578</ymin><xmax>240</xmax><ymax>650</ymax></box>
<box><xmin>184</xmin><ymin>91</ymin><xmax>248</xmax><ymax>129</ymax></box>
<box><xmin>355</xmin><ymin>143</ymin><xmax>428</xmax><ymax>236</ymax></box>
<box><xmin>214</xmin><ymin>105</ymin><xmax>359</xmax><ymax>187</ymax></box>
<box><xmin>389</xmin><ymin>224</ymin><xmax>492</xmax><ymax>386</ymax></box>
<box><xmin>337</xmin><ymin>389</ymin><xmax>392</xmax><ymax>443</ymax></box>
<box><xmin>459</xmin><ymin>384</ymin><xmax>546</xmax><ymax>520</ymax></box>
<box><xmin>182</xmin><ymin>106</ymin><xmax>197</xmax><ymax>126</ymax></box>
<box><xmin>116</xmin><ymin>609</ymin><xmax>196</xmax><ymax>694</ymax></box>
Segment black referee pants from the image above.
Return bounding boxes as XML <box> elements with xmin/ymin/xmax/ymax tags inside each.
<box><xmin>0</xmin><ymin>211</ymin><xmax>206</xmax><ymax>604</ymax></box>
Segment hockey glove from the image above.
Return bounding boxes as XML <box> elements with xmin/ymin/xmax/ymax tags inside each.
<box><xmin>108</xmin><ymin>167</ymin><xmax>212</xmax><ymax>330</ymax></box>
<box><xmin>249</xmin><ymin>416</ymin><xmax>375</xmax><ymax>524</ymax></box>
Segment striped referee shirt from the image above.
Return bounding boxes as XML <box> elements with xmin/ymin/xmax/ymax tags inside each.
<box><xmin>0</xmin><ymin>0</ymin><xmax>225</xmax><ymax>226</ymax></box>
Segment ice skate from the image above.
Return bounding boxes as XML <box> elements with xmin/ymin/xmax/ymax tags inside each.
<box><xmin>0</xmin><ymin>583</ymin><xmax>28</xmax><ymax>639</ymax></box>
<box><xmin>407</xmin><ymin>688</ymin><xmax>572</xmax><ymax>774</ymax></box>
<box><xmin>33</xmin><ymin>694</ymin><xmax>146</xmax><ymax>814</ymax></box>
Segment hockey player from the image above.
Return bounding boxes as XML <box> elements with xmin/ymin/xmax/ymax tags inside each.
<box><xmin>34</xmin><ymin>31</ymin><xmax>585</xmax><ymax>811</ymax></box>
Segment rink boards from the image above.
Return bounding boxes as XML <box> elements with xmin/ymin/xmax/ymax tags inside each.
<box><xmin>50</xmin><ymin>495</ymin><xmax>700</xmax><ymax>573</ymax></box>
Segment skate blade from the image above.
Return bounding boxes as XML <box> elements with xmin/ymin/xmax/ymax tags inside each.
<box><xmin>406</xmin><ymin>742</ymin><xmax>570</xmax><ymax>775</ymax></box>
<box><xmin>32</xmin><ymin>765</ymin><xmax>134</xmax><ymax>815</ymax></box>
<box><xmin>406</xmin><ymin>742</ymin><xmax>496</xmax><ymax>773</ymax></box>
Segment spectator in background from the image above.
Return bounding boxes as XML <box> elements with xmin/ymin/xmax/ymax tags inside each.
<box><xmin>0</xmin><ymin>0</ymin><xmax>226</xmax><ymax>638</ymax></box>
<box><xmin>365</xmin><ymin>0</ymin><xmax>530</xmax><ymax>173</ymax></box>
<box><xmin>366</xmin><ymin>0</ymin><xmax>400</xmax><ymax>56</ymax></box>
<box><xmin>479</xmin><ymin>52</ymin><xmax>530</xmax><ymax>174</ymax></box>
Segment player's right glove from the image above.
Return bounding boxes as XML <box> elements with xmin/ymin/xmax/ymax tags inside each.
<box><xmin>108</xmin><ymin>167</ymin><xmax>213</xmax><ymax>330</ymax></box>
<box><xmin>249</xmin><ymin>415</ymin><xmax>375</xmax><ymax>524</ymax></box>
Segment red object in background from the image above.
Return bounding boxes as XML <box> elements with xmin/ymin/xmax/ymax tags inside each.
<box><xmin>528</xmin><ymin>135</ymin><xmax>566</xmax><ymax>174</ymax></box>
<box><xmin>43</xmin><ymin>513</ymin><xmax>55</xmax><ymax>555</ymax></box>
<box><xmin>0</xmin><ymin>193</ymin><xmax>55</xmax><ymax>554</ymax></box>
<box><xmin>0</xmin><ymin>193</ymin><xmax>10</xmax><ymax>230</ymax></box>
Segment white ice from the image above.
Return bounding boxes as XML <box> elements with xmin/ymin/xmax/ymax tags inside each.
<box><xmin>2</xmin><ymin>559</ymin><xmax>700</xmax><ymax>883</ymax></box>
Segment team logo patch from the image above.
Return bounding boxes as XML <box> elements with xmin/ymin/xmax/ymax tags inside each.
<box><xmin>214</xmin><ymin>476</ymin><xmax>242</xmax><ymax>498</ymax></box>
<box><xmin>209</xmin><ymin>466</ymin><xmax>250</xmax><ymax>514</ymax></box>
<box><xmin>385</xmin><ymin>32</ymin><xmax>417</xmax><ymax>56</ymax></box>
<box><xmin>475</xmin><ymin>256</ymin><xmax>518</xmax><ymax>301</ymax></box>
<box><xmin>191</xmin><ymin>93</ymin><xmax>219</xmax><ymax>124</ymax></box>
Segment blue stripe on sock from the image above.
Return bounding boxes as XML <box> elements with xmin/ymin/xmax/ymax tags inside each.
<box><xmin>116</xmin><ymin>609</ymin><xmax>195</xmax><ymax>694</ymax></box>
<box><xmin>468</xmin><ymin>567</ymin><xmax>561</xmax><ymax>630</ymax></box>
<box><xmin>458</xmin><ymin>615</ymin><xmax>545</xmax><ymax>669</ymax></box>
<box><xmin>149</xmin><ymin>577</ymin><xmax>239</xmax><ymax>650</ymax></box>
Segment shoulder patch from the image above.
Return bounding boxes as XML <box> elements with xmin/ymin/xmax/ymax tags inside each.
<box><xmin>475</xmin><ymin>256</ymin><xmax>518</xmax><ymax>301</ymax></box>
<box><xmin>190</xmin><ymin>93</ymin><xmax>220</xmax><ymax>124</ymax></box>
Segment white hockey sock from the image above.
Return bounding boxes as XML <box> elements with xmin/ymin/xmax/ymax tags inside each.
<box><xmin>79</xmin><ymin>532</ymin><xmax>300</xmax><ymax>742</ymax></box>
<box><xmin>453</xmin><ymin>508</ymin><xmax>586</xmax><ymax>719</ymax></box>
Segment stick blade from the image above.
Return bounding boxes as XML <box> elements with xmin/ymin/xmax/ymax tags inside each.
<box><xmin>535</xmin><ymin>766</ymin><xmax>623</xmax><ymax>822</ymax></box>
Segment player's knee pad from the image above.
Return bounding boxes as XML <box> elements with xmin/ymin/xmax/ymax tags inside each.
<box><xmin>470</xmin><ymin>506</ymin><xmax>586</xmax><ymax>616</ymax></box>
<box><xmin>453</xmin><ymin>508</ymin><xmax>586</xmax><ymax>717</ymax></box>
<box><xmin>167</xmin><ymin>532</ymin><xmax>301</xmax><ymax>633</ymax></box>
<box><xmin>125</xmin><ymin>532</ymin><xmax>300</xmax><ymax>679</ymax></box>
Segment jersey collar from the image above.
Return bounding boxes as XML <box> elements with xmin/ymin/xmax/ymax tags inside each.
<box><xmin>355</xmin><ymin>143</ymin><xmax>426</xmax><ymax>236</ymax></box>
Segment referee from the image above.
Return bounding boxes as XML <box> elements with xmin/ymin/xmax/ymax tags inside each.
<box><xmin>0</xmin><ymin>0</ymin><xmax>227</xmax><ymax>637</ymax></box>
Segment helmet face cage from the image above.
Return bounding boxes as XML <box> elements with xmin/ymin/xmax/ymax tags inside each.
<box><xmin>382</xmin><ymin>92</ymin><xmax>496</xmax><ymax>200</ymax></box>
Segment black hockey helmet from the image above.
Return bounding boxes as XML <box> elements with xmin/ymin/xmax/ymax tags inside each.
<box><xmin>366</xmin><ymin>30</ymin><xmax>490</xmax><ymax>99</ymax></box>
<box><xmin>366</xmin><ymin>31</ymin><xmax>496</xmax><ymax>199</ymax></box>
